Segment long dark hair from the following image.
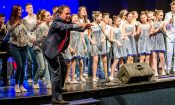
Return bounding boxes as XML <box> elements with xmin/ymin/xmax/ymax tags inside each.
<box><xmin>9</xmin><ymin>5</ymin><xmax>22</xmax><ymax>25</ymax></box>
<box><xmin>78</xmin><ymin>6</ymin><xmax>88</xmax><ymax>23</ymax></box>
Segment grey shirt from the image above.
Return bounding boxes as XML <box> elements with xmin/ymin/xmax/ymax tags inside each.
<box><xmin>6</xmin><ymin>20</ymin><xmax>29</xmax><ymax>47</ymax></box>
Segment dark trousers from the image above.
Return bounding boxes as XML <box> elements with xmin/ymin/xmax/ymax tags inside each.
<box><xmin>11</xmin><ymin>44</ymin><xmax>27</xmax><ymax>85</ymax></box>
<box><xmin>45</xmin><ymin>54</ymin><xmax>67</xmax><ymax>100</ymax></box>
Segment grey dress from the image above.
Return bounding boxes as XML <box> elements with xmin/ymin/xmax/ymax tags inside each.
<box><xmin>70</xmin><ymin>31</ymin><xmax>86</xmax><ymax>59</ymax></box>
<box><xmin>62</xmin><ymin>48</ymin><xmax>73</xmax><ymax>62</ymax></box>
<box><xmin>113</xmin><ymin>27</ymin><xmax>127</xmax><ymax>58</ymax></box>
<box><xmin>124</xmin><ymin>24</ymin><xmax>137</xmax><ymax>56</ymax></box>
<box><xmin>138</xmin><ymin>24</ymin><xmax>151</xmax><ymax>55</ymax></box>
<box><xmin>152</xmin><ymin>21</ymin><xmax>166</xmax><ymax>52</ymax></box>
<box><xmin>90</xmin><ymin>25</ymin><xmax>102</xmax><ymax>56</ymax></box>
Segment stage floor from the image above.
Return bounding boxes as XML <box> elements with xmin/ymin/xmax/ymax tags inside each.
<box><xmin>1</xmin><ymin>75</ymin><xmax>175</xmax><ymax>105</ymax></box>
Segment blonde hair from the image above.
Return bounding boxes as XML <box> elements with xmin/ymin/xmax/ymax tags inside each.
<box><xmin>140</xmin><ymin>11</ymin><xmax>147</xmax><ymax>17</ymax></box>
<box><xmin>92</xmin><ymin>11</ymin><xmax>102</xmax><ymax>21</ymax></box>
<box><xmin>155</xmin><ymin>9</ymin><xmax>163</xmax><ymax>15</ymax></box>
<box><xmin>119</xmin><ymin>9</ymin><xmax>127</xmax><ymax>18</ymax></box>
<box><xmin>146</xmin><ymin>11</ymin><xmax>155</xmax><ymax>16</ymax></box>
<box><xmin>102</xmin><ymin>13</ymin><xmax>110</xmax><ymax>19</ymax></box>
<box><xmin>71</xmin><ymin>14</ymin><xmax>78</xmax><ymax>22</ymax></box>
<box><xmin>170</xmin><ymin>1</ymin><xmax>175</xmax><ymax>6</ymax></box>
<box><xmin>71</xmin><ymin>14</ymin><xmax>78</xmax><ymax>18</ymax></box>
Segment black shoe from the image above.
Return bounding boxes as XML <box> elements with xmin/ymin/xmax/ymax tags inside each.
<box><xmin>62</xmin><ymin>88</ymin><xmax>68</xmax><ymax>92</ymax></box>
<box><xmin>52</xmin><ymin>99</ymin><xmax>69</xmax><ymax>104</ymax></box>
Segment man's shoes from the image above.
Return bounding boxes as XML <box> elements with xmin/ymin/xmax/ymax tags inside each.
<box><xmin>52</xmin><ymin>99</ymin><xmax>69</xmax><ymax>104</ymax></box>
<box><xmin>62</xmin><ymin>88</ymin><xmax>68</xmax><ymax>92</ymax></box>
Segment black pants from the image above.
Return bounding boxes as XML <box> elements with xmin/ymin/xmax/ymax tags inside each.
<box><xmin>45</xmin><ymin>54</ymin><xmax>67</xmax><ymax>100</ymax></box>
<box><xmin>11</xmin><ymin>44</ymin><xmax>27</xmax><ymax>85</ymax></box>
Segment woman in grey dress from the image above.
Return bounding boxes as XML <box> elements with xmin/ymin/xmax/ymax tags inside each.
<box><xmin>147</xmin><ymin>11</ymin><xmax>157</xmax><ymax>76</ymax></box>
<box><xmin>100</xmin><ymin>13</ymin><xmax>111</xmax><ymax>80</ymax></box>
<box><xmin>122</xmin><ymin>12</ymin><xmax>137</xmax><ymax>64</ymax></box>
<box><xmin>78</xmin><ymin>6</ymin><xmax>91</xmax><ymax>78</ymax></box>
<box><xmin>137</xmin><ymin>12</ymin><xmax>152</xmax><ymax>63</ymax></box>
<box><xmin>70</xmin><ymin>28</ymin><xmax>87</xmax><ymax>83</ymax></box>
<box><xmin>109</xmin><ymin>16</ymin><xmax>126</xmax><ymax>81</ymax></box>
<box><xmin>63</xmin><ymin>14</ymin><xmax>87</xmax><ymax>84</ymax></box>
<box><xmin>88</xmin><ymin>11</ymin><xmax>103</xmax><ymax>82</ymax></box>
<box><xmin>151</xmin><ymin>10</ymin><xmax>166</xmax><ymax>77</ymax></box>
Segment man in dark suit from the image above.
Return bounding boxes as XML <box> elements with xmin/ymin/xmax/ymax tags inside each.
<box><xmin>43</xmin><ymin>5</ymin><xmax>91</xmax><ymax>104</ymax></box>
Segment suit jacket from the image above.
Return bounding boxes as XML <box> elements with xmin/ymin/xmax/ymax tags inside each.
<box><xmin>43</xmin><ymin>16</ymin><xmax>85</xmax><ymax>59</ymax></box>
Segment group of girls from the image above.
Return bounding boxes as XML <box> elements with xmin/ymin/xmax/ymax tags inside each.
<box><xmin>62</xmin><ymin>7</ymin><xmax>167</xmax><ymax>83</ymax></box>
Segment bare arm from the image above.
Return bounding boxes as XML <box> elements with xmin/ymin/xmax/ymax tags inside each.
<box><xmin>136</xmin><ymin>25</ymin><xmax>141</xmax><ymax>36</ymax></box>
<box><xmin>101</xmin><ymin>23</ymin><xmax>106</xmax><ymax>43</ymax></box>
<box><xmin>88</xmin><ymin>28</ymin><xmax>95</xmax><ymax>45</ymax></box>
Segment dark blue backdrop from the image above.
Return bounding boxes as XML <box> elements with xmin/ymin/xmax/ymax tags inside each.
<box><xmin>0</xmin><ymin>0</ymin><xmax>79</xmax><ymax>22</ymax></box>
<box><xmin>0</xmin><ymin>0</ymin><xmax>172</xmax><ymax>22</ymax></box>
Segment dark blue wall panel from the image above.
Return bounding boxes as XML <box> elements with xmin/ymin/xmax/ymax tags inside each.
<box><xmin>0</xmin><ymin>0</ymin><xmax>79</xmax><ymax>22</ymax></box>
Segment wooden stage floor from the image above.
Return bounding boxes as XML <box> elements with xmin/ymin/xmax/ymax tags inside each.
<box><xmin>1</xmin><ymin>75</ymin><xmax>175</xmax><ymax>105</ymax></box>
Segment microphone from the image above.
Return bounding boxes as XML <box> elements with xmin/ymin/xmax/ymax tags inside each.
<box><xmin>172</xmin><ymin>14</ymin><xmax>174</xmax><ymax>27</ymax></box>
<box><xmin>92</xmin><ymin>11</ymin><xmax>95</xmax><ymax>18</ymax></box>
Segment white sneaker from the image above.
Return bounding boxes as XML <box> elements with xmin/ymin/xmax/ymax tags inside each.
<box><xmin>80</xmin><ymin>77</ymin><xmax>86</xmax><ymax>83</ymax></box>
<box><xmin>15</xmin><ymin>84</ymin><xmax>21</xmax><ymax>93</ymax></box>
<box><xmin>71</xmin><ymin>80</ymin><xmax>79</xmax><ymax>84</ymax></box>
<box><xmin>92</xmin><ymin>78</ymin><xmax>98</xmax><ymax>82</ymax></box>
<box><xmin>115</xmin><ymin>68</ymin><xmax>118</xmax><ymax>72</ymax></box>
<box><xmin>65</xmin><ymin>80</ymin><xmax>71</xmax><ymax>84</ymax></box>
<box><xmin>83</xmin><ymin>73</ymin><xmax>87</xmax><ymax>77</ymax></box>
<box><xmin>109</xmin><ymin>76</ymin><xmax>114</xmax><ymax>82</ymax></box>
<box><xmin>20</xmin><ymin>85</ymin><xmax>27</xmax><ymax>92</ymax></box>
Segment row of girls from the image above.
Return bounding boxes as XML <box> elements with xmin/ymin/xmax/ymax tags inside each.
<box><xmin>5</xmin><ymin>3</ymin><xmax>57</xmax><ymax>92</ymax></box>
<box><xmin>62</xmin><ymin>7</ymin><xmax>167</xmax><ymax>84</ymax></box>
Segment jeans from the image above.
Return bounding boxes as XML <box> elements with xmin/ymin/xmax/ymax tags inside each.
<box><xmin>83</xmin><ymin>34</ymin><xmax>92</xmax><ymax>75</ymax></box>
<box><xmin>34</xmin><ymin>50</ymin><xmax>50</xmax><ymax>84</ymax></box>
<box><xmin>98</xmin><ymin>56</ymin><xmax>105</xmax><ymax>78</ymax></box>
<box><xmin>26</xmin><ymin>45</ymin><xmax>38</xmax><ymax>79</ymax></box>
<box><xmin>7</xmin><ymin>57</ymin><xmax>15</xmax><ymax>80</ymax></box>
<box><xmin>11</xmin><ymin>44</ymin><xmax>27</xmax><ymax>85</ymax></box>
